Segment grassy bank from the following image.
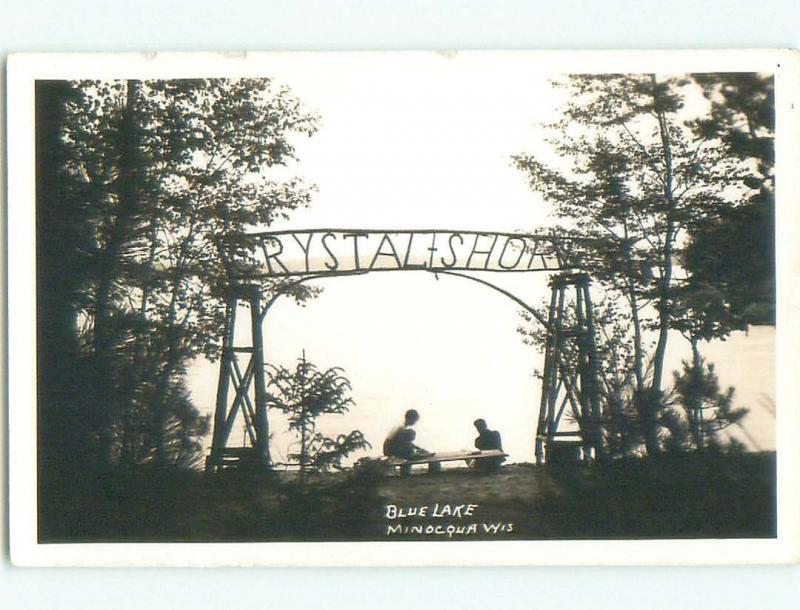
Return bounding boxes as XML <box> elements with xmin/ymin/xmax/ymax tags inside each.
<box><xmin>39</xmin><ymin>452</ymin><xmax>776</xmax><ymax>543</ymax></box>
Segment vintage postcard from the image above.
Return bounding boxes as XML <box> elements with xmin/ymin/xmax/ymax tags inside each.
<box><xmin>7</xmin><ymin>50</ymin><xmax>800</xmax><ymax>566</ymax></box>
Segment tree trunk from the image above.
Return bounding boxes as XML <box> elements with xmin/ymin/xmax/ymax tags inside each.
<box><xmin>650</xmin><ymin>74</ymin><xmax>676</xmax><ymax>396</ymax></box>
<box><xmin>151</xmin><ymin>212</ymin><xmax>198</xmax><ymax>465</ymax></box>
<box><xmin>621</xmin><ymin>216</ymin><xmax>646</xmax><ymax>393</ymax></box>
<box><xmin>642</xmin><ymin>74</ymin><xmax>678</xmax><ymax>456</ymax></box>
<box><xmin>690</xmin><ymin>336</ymin><xmax>705</xmax><ymax>451</ymax></box>
<box><xmin>92</xmin><ymin>79</ymin><xmax>143</xmax><ymax>469</ymax></box>
<box><xmin>35</xmin><ymin>80</ymin><xmax>88</xmax><ymax>498</ymax></box>
<box><xmin>121</xmin><ymin>178</ymin><xmax>161</xmax><ymax>466</ymax></box>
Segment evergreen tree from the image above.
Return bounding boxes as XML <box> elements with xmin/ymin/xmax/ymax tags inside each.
<box><xmin>672</xmin><ymin>358</ymin><xmax>748</xmax><ymax>451</ymax></box>
<box><xmin>267</xmin><ymin>355</ymin><xmax>370</xmax><ymax>475</ymax></box>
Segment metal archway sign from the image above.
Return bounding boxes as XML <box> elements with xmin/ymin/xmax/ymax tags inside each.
<box><xmin>206</xmin><ymin>229</ymin><xmax>601</xmax><ymax>472</ymax></box>
<box><xmin>217</xmin><ymin>229</ymin><xmax>580</xmax><ymax>278</ymax></box>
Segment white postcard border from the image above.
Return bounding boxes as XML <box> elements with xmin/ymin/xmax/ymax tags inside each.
<box><xmin>8</xmin><ymin>49</ymin><xmax>800</xmax><ymax>567</ymax></box>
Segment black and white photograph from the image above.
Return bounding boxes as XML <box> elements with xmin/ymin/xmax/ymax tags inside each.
<box><xmin>7</xmin><ymin>50</ymin><xmax>800</xmax><ymax>566</ymax></box>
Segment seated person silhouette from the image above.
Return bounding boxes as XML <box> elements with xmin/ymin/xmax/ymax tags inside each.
<box><xmin>473</xmin><ymin>418</ymin><xmax>505</xmax><ymax>471</ymax></box>
<box><xmin>384</xmin><ymin>409</ymin><xmax>433</xmax><ymax>473</ymax></box>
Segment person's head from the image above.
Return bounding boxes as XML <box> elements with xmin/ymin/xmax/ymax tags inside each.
<box><xmin>474</xmin><ymin>418</ymin><xmax>488</xmax><ymax>432</ymax></box>
<box><xmin>404</xmin><ymin>409</ymin><xmax>420</xmax><ymax>426</ymax></box>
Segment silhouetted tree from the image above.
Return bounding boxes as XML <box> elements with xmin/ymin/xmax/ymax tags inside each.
<box><xmin>36</xmin><ymin>81</ymin><xmax>91</xmax><ymax>481</ymax></box>
<box><xmin>685</xmin><ymin>73</ymin><xmax>774</xmax><ymax>326</ymax></box>
<box><xmin>38</xmin><ymin>78</ymin><xmax>320</xmax><ymax>471</ymax></box>
<box><xmin>672</xmin><ymin>358</ymin><xmax>748</xmax><ymax>451</ymax></box>
<box><xmin>267</xmin><ymin>355</ymin><xmax>371</xmax><ymax>476</ymax></box>
<box><xmin>514</xmin><ymin>74</ymin><xmax>753</xmax><ymax>455</ymax></box>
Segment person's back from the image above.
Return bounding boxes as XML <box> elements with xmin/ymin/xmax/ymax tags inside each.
<box><xmin>383</xmin><ymin>409</ymin><xmax>422</xmax><ymax>460</ymax></box>
<box><xmin>473</xmin><ymin>418</ymin><xmax>505</xmax><ymax>471</ymax></box>
<box><xmin>476</xmin><ymin>428</ymin><xmax>502</xmax><ymax>452</ymax></box>
<box><xmin>383</xmin><ymin>424</ymin><xmax>416</xmax><ymax>459</ymax></box>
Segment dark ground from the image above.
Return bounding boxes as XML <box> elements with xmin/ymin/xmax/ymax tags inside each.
<box><xmin>39</xmin><ymin>452</ymin><xmax>776</xmax><ymax>543</ymax></box>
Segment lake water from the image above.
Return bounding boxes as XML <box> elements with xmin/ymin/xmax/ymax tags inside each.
<box><xmin>188</xmin><ymin>319</ymin><xmax>775</xmax><ymax>467</ymax></box>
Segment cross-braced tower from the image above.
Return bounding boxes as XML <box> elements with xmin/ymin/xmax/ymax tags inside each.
<box><xmin>205</xmin><ymin>283</ymin><xmax>271</xmax><ymax>472</ymax></box>
<box><xmin>535</xmin><ymin>273</ymin><xmax>603</xmax><ymax>465</ymax></box>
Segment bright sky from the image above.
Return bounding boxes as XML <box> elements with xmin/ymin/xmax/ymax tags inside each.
<box><xmin>186</xmin><ymin>54</ymin><xmax>775</xmax><ymax>465</ymax></box>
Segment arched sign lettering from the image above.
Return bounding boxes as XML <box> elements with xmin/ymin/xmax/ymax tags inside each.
<box><xmin>218</xmin><ymin>229</ymin><xmax>579</xmax><ymax>278</ymax></box>
<box><xmin>208</xmin><ymin>228</ymin><xmax>598</xmax><ymax>473</ymax></box>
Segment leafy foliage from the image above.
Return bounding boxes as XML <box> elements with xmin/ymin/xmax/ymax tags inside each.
<box><xmin>514</xmin><ymin>74</ymin><xmax>766</xmax><ymax>455</ymax></box>
<box><xmin>684</xmin><ymin>74</ymin><xmax>775</xmax><ymax>326</ymax></box>
<box><xmin>38</xmin><ymin>78</ymin><xmax>320</xmax><ymax>470</ymax></box>
<box><xmin>267</xmin><ymin>357</ymin><xmax>371</xmax><ymax>474</ymax></box>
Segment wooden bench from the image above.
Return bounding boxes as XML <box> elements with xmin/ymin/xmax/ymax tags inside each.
<box><xmin>387</xmin><ymin>449</ymin><xmax>507</xmax><ymax>474</ymax></box>
<box><xmin>205</xmin><ymin>447</ymin><xmax>265</xmax><ymax>472</ymax></box>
